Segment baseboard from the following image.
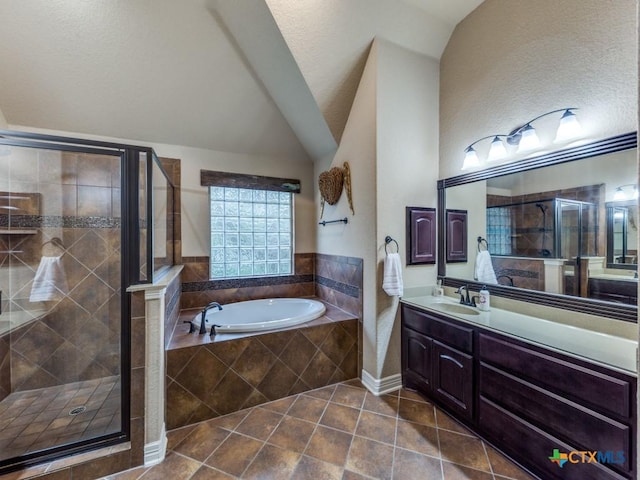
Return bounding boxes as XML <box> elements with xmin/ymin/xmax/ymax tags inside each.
<box><xmin>361</xmin><ymin>370</ymin><xmax>402</xmax><ymax>396</ymax></box>
<box><xmin>144</xmin><ymin>423</ymin><xmax>167</xmax><ymax>466</ymax></box>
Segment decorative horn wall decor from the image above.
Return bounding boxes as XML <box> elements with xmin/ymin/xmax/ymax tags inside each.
<box><xmin>318</xmin><ymin>162</ymin><xmax>355</xmax><ymax>219</ymax></box>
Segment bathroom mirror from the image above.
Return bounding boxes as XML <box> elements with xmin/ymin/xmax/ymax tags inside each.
<box><xmin>437</xmin><ymin>132</ymin><xmax>638</xmax><ymax>322</ymax></box>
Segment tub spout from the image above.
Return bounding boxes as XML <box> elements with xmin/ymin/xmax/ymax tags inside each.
<box><xmin>200</xmin><ymin>302</ymin><xmax>223</xmax><ymax>334</ymax></box>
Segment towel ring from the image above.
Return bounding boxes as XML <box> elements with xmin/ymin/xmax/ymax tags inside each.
<box><xmin>477</xmin><ymin>236</ymin><xmax>489</xmax><ymax>252</ymax></box>
<box><xmin>384</xmin><ymin>236</ymin><xmax>399</xmax><ymax>254</ymax></box>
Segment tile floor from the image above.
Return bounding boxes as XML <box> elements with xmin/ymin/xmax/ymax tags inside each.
<box><xmin>0</xmin><ymin>376</ymin><xmax>121</xmax><ymax>462</ymax></box>
<box><xmin>105</xmin><ymin>380</ymin><xmax>536</xmax><ymax>480</ymax></box>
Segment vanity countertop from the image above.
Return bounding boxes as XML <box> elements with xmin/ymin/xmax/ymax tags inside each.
<box><xmin>401</xmin><ymin>294</ymin><xmax>638</xmax><ymax>375</ymax></box>
<box><xmin>590</xmin><ymin>273</ymin><xmax>638</xmax><ymax>282</ymax></box>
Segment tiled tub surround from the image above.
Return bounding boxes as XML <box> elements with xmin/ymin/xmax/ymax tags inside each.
<box><xmin>166</xmin><ymin>303</ymin><xmax>359</xmax><ymax>430</ymax></box>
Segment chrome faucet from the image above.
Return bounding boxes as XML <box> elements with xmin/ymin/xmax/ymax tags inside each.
<box><xmin>199</xmin><ymin>301</ymin><xmax>223</xmax><ymax>334</ymax></box>
<box><xmin>455</xmin><ymin>285</ymin><xmax>476</xmax><ymax>307</ymax></box>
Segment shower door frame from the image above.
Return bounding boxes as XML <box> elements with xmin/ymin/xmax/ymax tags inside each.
<box><xmin>0</xmin><ymin>129</ymin><xmax>163</xmax><ymax>474</ymax></box>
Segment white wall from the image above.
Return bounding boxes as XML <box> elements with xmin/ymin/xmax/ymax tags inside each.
<box><xmin>375</xmin><ymin>39</ymin><xmax>439</xmax><ymax>378</ymax></box>
<box><xmin>9</xmin><ymin>126</ymin><xmax>316</xmax><ymax>256</ymax></box>
<box><xmin>0</xmin><ymin>107</ymin><xmax>7</xmax><ymax>129</ymax></box>
<box><xmin>440</xmin><ymin>0</ymin><xmax>637</xmax><ymax>179</ymax></box>
<box><xmin>316</xmin><ymin>38</ymin><xmax>440</xmax><ymax>380</ymax></box>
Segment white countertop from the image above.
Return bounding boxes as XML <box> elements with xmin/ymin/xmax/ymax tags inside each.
<box><xmin>401</xmin><ymin>294</ymin><xmax>638</xmax><ymax>375</ymax></box>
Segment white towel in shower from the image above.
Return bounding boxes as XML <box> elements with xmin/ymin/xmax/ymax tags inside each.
<box><xmin>474</xmin><ymin>250</ymin><xmax>497</xmax><ymax>284</ymax></box>
<box><xmin>29</xmin><ymin>256</ymin><xmax>69</xmax><ymax>302</ymax></box>
<box><xmin>382</xmin><ymin>253</ymin><xmax>403</xmax><ymax>296</ymax></box>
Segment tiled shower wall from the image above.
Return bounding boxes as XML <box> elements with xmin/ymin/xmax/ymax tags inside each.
<box><xmin>0</xmin><ymin>150</ymin><xmax>122</xmax><ymax>395</ymax></box>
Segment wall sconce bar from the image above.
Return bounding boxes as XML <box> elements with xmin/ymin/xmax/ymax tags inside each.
<box><xmin>613</xmin><ymin>184</ymin><xmax>639</xmax><ymax>201</ymax></box>
<box><xmin>462</xmin><ymin>108</ymin><xmax>581</xmax><ymax>170</ymax></box>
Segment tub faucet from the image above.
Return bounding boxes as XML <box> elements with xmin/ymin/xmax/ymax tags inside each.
<box><xmin>455</xmin><ymin>285</ymin><xmax>476</xmax><ymax>307</ymax></box>
<box><xmin>200</xmin><ymin>301</ymin><xmax>223</xmax><ymax>334</ymax></box>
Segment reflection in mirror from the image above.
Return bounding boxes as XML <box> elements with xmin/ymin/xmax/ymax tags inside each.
<box><xmin>443</xmin><ymin>143</ymin><xmax>637</xmax><ymax>310</ymax></box>
<box><xmin>607</xmin><ymin>200</ymin><xmax>638</xmax><ymax>270</ymax></box>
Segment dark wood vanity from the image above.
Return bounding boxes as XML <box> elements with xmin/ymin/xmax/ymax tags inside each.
<box><xmin>401</xmin><ymin>304</ymin><xmax>637</xmax><ymax>480</ymax></box>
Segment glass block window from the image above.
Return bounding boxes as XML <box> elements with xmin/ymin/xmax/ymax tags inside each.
<box><xmin>210</xmin><ymin>187</ymin><xmax>292</xmax><ymax>279</ymax></box>
<box><xmin>486</xmin><ymin>206</ymin><xmax>513</xmax><ymax>256</ymax></box>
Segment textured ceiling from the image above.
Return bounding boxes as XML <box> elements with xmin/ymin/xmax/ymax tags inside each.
<box><xmin>0</xmin><ymin>0</ymin><xmax>482</xmax><ymax>161</ymax></box>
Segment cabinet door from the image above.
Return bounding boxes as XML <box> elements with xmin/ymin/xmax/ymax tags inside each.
<box><xmin>446</xmin><ymin>209</ymin><xmax>468</xmax><ymax>262</ymax></box>
<box><xmin>432</xmin><ymin>340</ymin><xmax>473</xmax><ymax>419</ymax></box>
<box><xmin>406</xmin><ymin>207</ymin><xmax>436</xmax><ymax>264</ymax></box>
<box><xmin>402</xmin><ymin>327</ymin><xmax>432</xmax><ymax>392</ymax></box>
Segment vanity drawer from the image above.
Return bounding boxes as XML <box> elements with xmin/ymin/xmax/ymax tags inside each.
<box><xmin>402</xmin><ymin>305</ymin><xmax>473</xmax><ymax>353</ymax></box>
<box><xmin>479</xmin><ymin>397</ymin><xmax>628</xmax><ymax>480</ymax></box>
<box><xmin>480</xmin><ymin>363</ymin><xmax>631</xmax><ymax>473</ymax></box>
<box><xmin>479</xmin><ymin>333</ymin><xmax>632</xmax><ymax>418</ymax></box>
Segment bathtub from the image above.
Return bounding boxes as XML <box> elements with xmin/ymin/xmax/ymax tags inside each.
<box><xmin>194</xmin><ymin>298</ymin><xmax>326</xmax><ymax>334</ymax></box>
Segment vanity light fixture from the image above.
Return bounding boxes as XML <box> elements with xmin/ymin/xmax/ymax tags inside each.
<box><xmin>614</xmin><ymin>184</ymin><xmax>638</xmax><ymax>201</ymax></box>
<box><xmin>461</xmin><ymin>108</ymin><xmax>581</xmax><ymax>170</ymax></box>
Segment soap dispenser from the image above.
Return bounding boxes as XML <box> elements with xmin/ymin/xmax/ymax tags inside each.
<box><xmin>478</xmin><ymin>285</ymin><xmax>490</xmax><ymax>311</ymax></box>
<box><xmin>433</xmin><ymin>279</ymin><xmax>444</xmax><ymax>297</ymax></box>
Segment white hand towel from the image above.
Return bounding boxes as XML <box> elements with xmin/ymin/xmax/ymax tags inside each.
<box><xmin>29</xmin><ymin>256</ymin><xmax>69</xmax><ymax>302</ymax></box>
<box><xmin>382</xmin><ymin>253</ymin><xmax>403</xmax><ymax>296</ymax></box>
<box><xmin>474</xmin><ymin>250</ymin><xmax>497</xmax><ymax>284</ymax></box>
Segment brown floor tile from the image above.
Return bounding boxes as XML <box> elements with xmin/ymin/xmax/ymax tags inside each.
<box><xmin>172</xmin><ymin>422</ymin><xmax>231</xmax><ymax>462</ymax></box>
<box><xmin>395</xmin><ymin>419</ymin><xmax>439</xmax><ymax>457</ymax></box>
<box><xmin>261</xmin><ymin>396</ymin><xmax>296</xmax><ymax>414</ymax></box>
<box><xmin>362</xmin><ymin>392</ymin><xmax>398</xmax><ymax>417</ymax></box>
<box><xmin>399</xmin><ymin>388</ymin><xmax>429</xmax><ymax>402</ymax></box>
<box><xmin>393</xmin><ymin>448</ymin><xmax>442</xmax><ymax>480</ymax></box>
<box><xmin>267</xmin><ymin>415</ymin><xmax>315</xmax><ymax>453</ymax></box>
<box><xmin>305</xmin><ymin>425</ymin><xmax>353</xmax><ymax>466</ymax></box>
<box><xmin>205</xmin><ymin>410</ymin><xmax>249</xmax><ymax>431</ymax></box>
<box><xmin>287</xmin><ymin>395</ymin><xmax>328</xmax><ymax>423</ymax></box>
<box><xmin>345</xmin><ymin>436</ymin><xmax>394</xmax><ymax>479</ymax></box>
<box><xmin>438</xmin><ymin>430</ymin><xmax>491</xmax><ymax>472</ymax></box>
<box><xmin>166</xmin><ymin>425</ymin><xmax>196</xmax><ymax>451</ymax></box>
<box><xmin>443</xmin><ymin>461</ymin><xmax>494</xmax><ymax>480</ymax></box>
<box><xmin>435</xmin><ymin>408</ymin><xmax>474</xmax><ymax>436</ymax></box>
<box><xmin>292</xmin><ymin>455</ymin><xmax>344</xmax><ymax>480</ymax></box>
<box><xmin>330</xmin><ymin>384</ymin><xmax>366</xmax><ymax>409</ymax></box>
<box><xmin>234</xmin><ymin>407</ymin><xmax>283</xmax><ymax>441</ymax></box>
<box><xmin>205</xmin><ymin>432</ymin><xmax>263</xmax><ymax>476</ymax></box>
<box><xmin>354</xmin><ymin>410</ymin><xmax>396</xmax><ymax>445</ymax></box>
<box><xmin>189</xmin><ymin>466</ymin><xmax>236</xmax><ymax>480</ymax></box>
<box><xmin>398</xmin><ymin>397</ymin><xmax>436</xmax><ymax>426</ymax></box>
<box><xmin>242</xmin><ymin>443</ymin><xmax>301</xmax><ymax>479</ymax></box>
<box><xmin>320</xmin><ymin>403</ymin><xmax>360</xmax><ymax>433</ymax></box>
<box><xmin>304</xmin><ymin>384</ymin><xmax>336</xmax><ymax>400</ymax></box>
<box><xmin>106</xmin><ymin>465</ymin><xmax>149</xmax><ymax>480</ymax></box>
<box><xmin>486</xmin><ymin>445</ymin><xmax>538</xmax><ymax>480</ymax></box>
<box><xmin>137</xmin><ymin>451</ymin><xmax>201</xmax><ymax>480</ymax></box>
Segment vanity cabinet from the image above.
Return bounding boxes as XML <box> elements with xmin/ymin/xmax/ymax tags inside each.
<box><xmin>588</xmin><ymin>278</ymin><xmax>637</xmax><ymax>305</ymax></box>
<box><xmin>401</xmin><ymin>304</ymin><xmax>637</xmax><ymax>480</ymax></box>
<box><xmin>401</xmin><ymin>306</ymin><xmax>474</xmax><ymax>420</ymax></box>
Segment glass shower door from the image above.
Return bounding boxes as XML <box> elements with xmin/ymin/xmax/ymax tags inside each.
<box><xmin>0</xmin><ymin>144</ymin><xmax>125</xmax><ymax>469</ymax></box>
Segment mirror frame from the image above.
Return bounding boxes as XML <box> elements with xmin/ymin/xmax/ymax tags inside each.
<box><xmin>437</xmin><ymin>132</ymin><xmax>638</xmax><ymax>323</ymax></box>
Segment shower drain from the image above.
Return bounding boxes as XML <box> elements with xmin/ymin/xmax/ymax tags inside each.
<box><xmin>68</xmin><ymin>406</ymin><xmax>86</xmax><ymax>416</ymax></box>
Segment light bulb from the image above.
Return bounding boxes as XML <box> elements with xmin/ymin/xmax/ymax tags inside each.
<box><xmin>487</xmin><ymin>136</ymin><xmax>507</xmax><ymax>161</ymax></box>
<box><xmin>554</xmin><ymin>109</ymin><xmax>581</xmax><ymax>143</ymax></box>
<box><xmin>517</xmin><ymin>124</ymin><xmax>540</xmax><ymax>152</ymax></box>
<box><xmin>614</xmin><ymin>187</ymin><xmax>626</xmax><ymax>201</ymax></box>
<box><xmin>461</xmin><ymin>147</ymin><xmax>481</xmax><ymax>170</ymax></box>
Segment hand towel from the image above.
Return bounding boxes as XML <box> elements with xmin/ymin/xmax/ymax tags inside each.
<box><xmin>29</xmin><ymin>256</ymin><xmax>68</xmax><ymax>302</ymax></box>
<box><xmin>474</xmin><ymin>250</ymin><xmax>497</xmax><ymax>284</ymax></box>
<box><xmin>382</xmin><ymin>253</ymin><xmax>403</xmax><ymax>296</ymax></box>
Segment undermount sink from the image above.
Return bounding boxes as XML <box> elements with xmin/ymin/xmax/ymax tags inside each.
<box><xmin>432</xmin><ymin>303</ymin><xmax>481</xmax><ymax>316</ymax></box>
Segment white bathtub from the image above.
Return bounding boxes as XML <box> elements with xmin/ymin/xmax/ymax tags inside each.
<box><xmin>195</xmin><ymin>298</ymin><xmax>326</xmax><ymax>334</ymax></box>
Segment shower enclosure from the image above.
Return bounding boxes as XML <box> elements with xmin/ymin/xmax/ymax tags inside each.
<box><xmin>0</xmin><ymin>131</ymin><xmax>174</xmax><ymax>474</ymax></box>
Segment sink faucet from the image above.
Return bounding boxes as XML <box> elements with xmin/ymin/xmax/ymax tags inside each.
<box><xmin>455</xmin><ymin>285</ymin><xmax>476</xmax><ymax>307</ymax></box>
<box><xmin>199</xmin><ymin>301</ymin><xmax>223</xmax><ymax>334</ymax></box>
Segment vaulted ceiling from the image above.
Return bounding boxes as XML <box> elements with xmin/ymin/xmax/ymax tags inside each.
<box><xmin>0</xmin><ymin>0</ymin><xmax>482</xmax><ymax>161</ymax></box>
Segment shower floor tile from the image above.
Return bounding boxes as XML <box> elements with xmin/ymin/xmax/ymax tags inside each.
<box><xmin>0</xmin><ymin>376</ymin><xmax>121</xmax><ymax>463</ymax></box>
